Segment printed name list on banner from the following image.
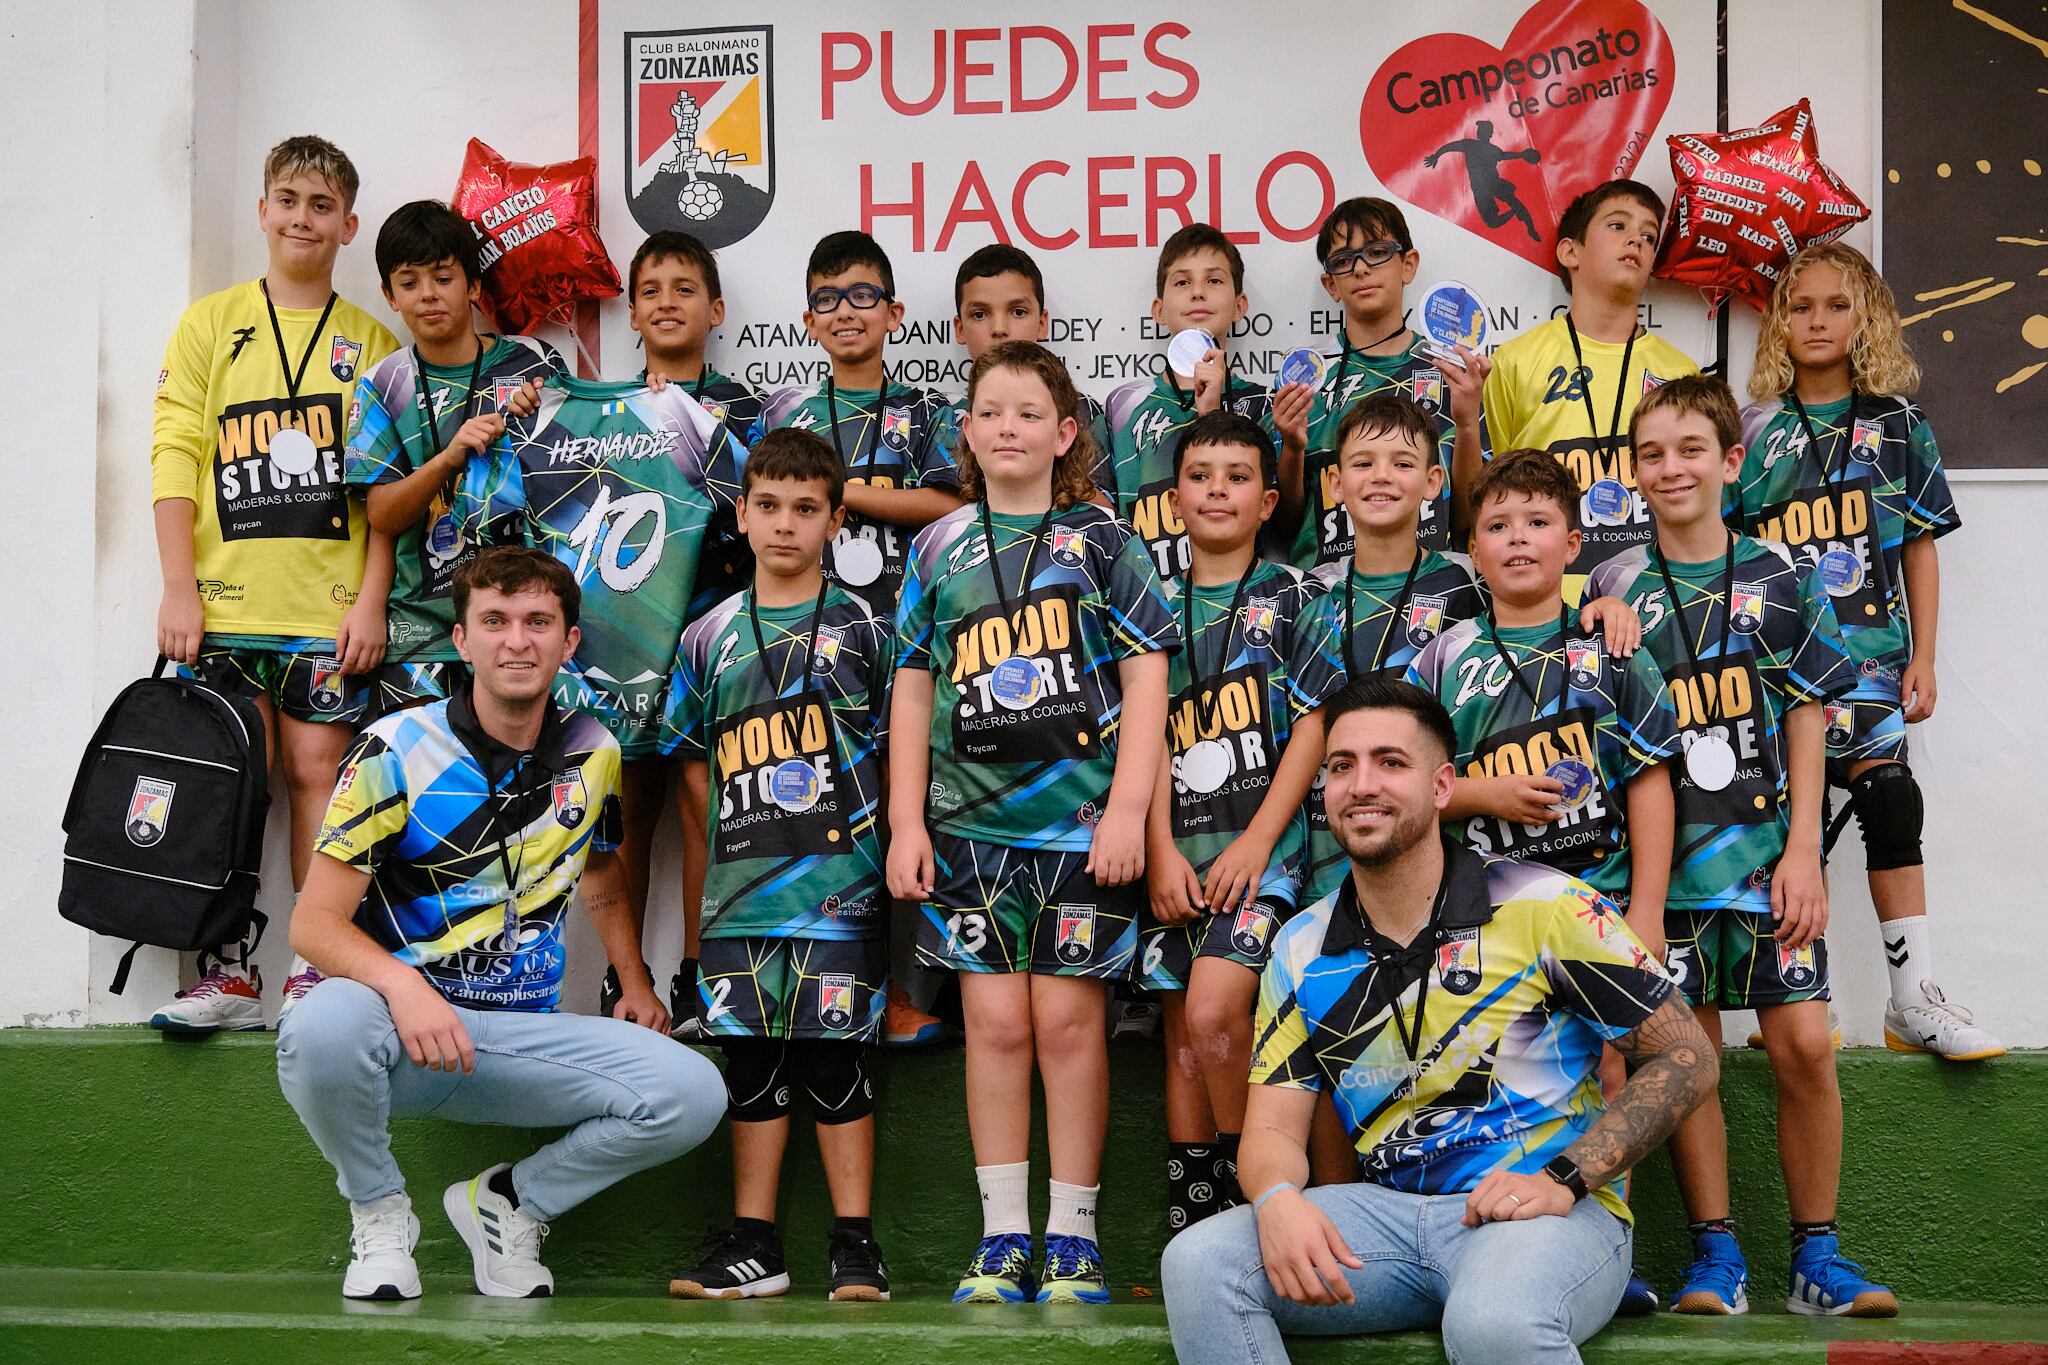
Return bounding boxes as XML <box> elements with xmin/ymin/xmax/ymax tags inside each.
<box><xmin>594</xmin><ymin>2</ymin><xmax>1714</xmax><ymax>400</ymax></box>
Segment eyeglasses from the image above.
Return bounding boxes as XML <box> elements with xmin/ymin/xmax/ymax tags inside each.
<box><xmin>807</xmin><ymin>283</ymin><xmax>894</xmax><ymax>313</ymax></box>
<box><xmin>1321</xmin><ymin>241</ymin><xmax>1407</xmax><ymax>276</ymax></box>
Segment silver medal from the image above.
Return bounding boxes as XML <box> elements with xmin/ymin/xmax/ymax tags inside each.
<box><xmin>269</xmin><ymin>426</ymin><xmax>319</xmax><ymax>478</ymax></box>
<box><xmin>1180</xmin><ymin>738</ymin><xmax>1233</xmax><ymax>795</ymax></box>
<box><xmin>834</xmin><ymin>534</ymin><xmax>885</xmax><ymax>587</ymax></box>
<box><xmin>1685</xmin><ymin>732</ymin><xmax>1738</xmax><ymax>792</ymax></box>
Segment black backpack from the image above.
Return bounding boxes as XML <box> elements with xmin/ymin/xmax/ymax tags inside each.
<box><xmin>59</xmin><ymin>658</ymin><xmax>272</xmax><ymax>992</ymax></box>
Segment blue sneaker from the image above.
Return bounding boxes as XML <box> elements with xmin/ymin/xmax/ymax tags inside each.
<box><xmin>953</xmin><ymin>1233</ymin><xmax>1034</xmax><ymax>1304</ymax></box>
<box><xmin>1616</xmin><ymin>1271</ymin><xmax>1659</xmax><ymax>1315</ymax></box>
<box><xmin>1672</xmin><ymin>1230</ymin><xmax>1749</xmax><ymax>1315</ymax></box>
<box><xmin>1787</xmin><ymin>1234</ymin><xmax>1898</xmax><ymax>1317</ymax></box>
<box><xmin>1035</xmin><ymin>1234</ymin><xmax>1110</xmax><ymax>1305</ymax></box>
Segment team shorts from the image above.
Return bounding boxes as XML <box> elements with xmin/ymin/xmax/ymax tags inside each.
<box><xmin>1663</xmin><ymin>907</ymin><xmax>1830</xmax><ymax>1009</ymax></box>
<box><xmin>917</xmin><ymin>831</ymin><xmax>1140</xmax><ymax>979</ymax></box>
<box><xmin>185</xmin><ymin>634</ymin><xmax>365</xmax><ymax>725</ymax></box>
<box><xmin>1823</xmin><ymin>656</ymin><xmax>1908</xmax><ymax>776</ymax></box>
<box><xmin>1136</xmin><ymin>897</ymin><xmax>1289</xmax><ymax>992</ymax></box>
<box><xmin>369</xmin><ymin>660</ymin><xmax>464</xmax><ymax>717</ymax></box>
<box><xmin>698</xmin><ymin>935</ymin><xmax>887</xmax><ymax>1043</ymax></box>
<box><xmin>551</xmin><ymin>664</ymin><xmax>664</xmax><ymax>760</ymax></box>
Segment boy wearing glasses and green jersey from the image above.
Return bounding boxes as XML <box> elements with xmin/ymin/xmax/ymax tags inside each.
<box><xmin>1277</xmin><ymin>198</ymin><xmax>1491</xmax><ymax>575</ymax></box>
<box><xmin>762</xmin><ymin>230</ymin><xmax>963</xmax><ymax>618</ymax></box>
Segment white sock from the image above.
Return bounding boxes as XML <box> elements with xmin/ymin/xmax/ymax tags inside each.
<box><xmin>1882</xmin><ymin>914</ymin><xmax>1932</xmax><ymax>1010</ymax></box>
<box><xmin>975</xmin><ymin>1161</ymin><xmax>1030</xmax><ymax>1238</ymax></box>
<box><xmin>1047</xmin><ymin>1179</ymin><xmax>1100</xmax><ymax>1241</ymax></box>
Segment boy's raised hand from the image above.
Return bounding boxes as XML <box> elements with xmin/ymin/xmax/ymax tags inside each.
<box><xmin>1272</xmin><ymin>382</ymin><xmax>1313</xmax><ymax>454</ymax></box>
<box><xmin>1579</xmin><ymin>594</ymin><xmax>1642</xmax><ymax>657</ymax></box>
<box><xmin>1440</xmin><ymin>345</ymin><xmax>1491</xmax><ymax>425</ymax></box>
<box><xmin>1193</xmin><ymin>347</ymin><xmax>1227</xmax><ymax>415</ymax></box>
<box><xmin>503</xmin><ymin>377</ymin><xmax>545</xmax><ymax>417</ymax></box>
<box><xmin>442</xmin><ymin>411</ymin><xmax>507</xmax><ymax>467</ymax></box>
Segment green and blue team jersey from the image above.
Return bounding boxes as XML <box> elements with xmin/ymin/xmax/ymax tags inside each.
<box><xmin>1102</xmin><ymin>371</ymin><xmax>1277</xmax><ymax>581</ymax></box>
<box><xmin>661</xmin><ymin>583</ymin><xmax>890</xmax><ymax>941</ymax></box>
<box><xmin>345</xmin><ymin>335</ymin><xmax>563</xmax><ymax>664</ymax></box>
<box><xmin>896</xmin><ymin>500</ymin><xmax>1178</xmax><ymax>852</ymax></box>
<box><xmin>653</xmin><ymin>366</ymin><xmax>767</xmax><ymax>621</ymax></box>
<box><xmin>1733</xmin><ymin>394</ymin><xmax>1960</xmax><ymax>668</ymax></box>
<box><xmin>1587</xmin><ymin>537</ymin><xmax>1855</xmax><ymax>914</ymax></box>
<box><xmin>1165</xmin><ymin>560</ymin><xmax>1321</xmax><ymax>911</ymax></box>
<box><xmin>1406</xmin><ymin>614</ymin><xmax>1679</xmax><ymax>902</ymax></box>
<box><xmin>940</xmin><ymin>389</ymin><xmax>1114</xmax><ymax>499</ymax></box>
<box><xmin>1286</xmin><ymin>551</ymin><xmax>1487</xmax><ymax>907</ymax></box>
<box><xmin>313</xmin><ymin>692</ymin><xmax>622</xmax><ymax>1012</ymax></box>
<box><xmin>762</xmin><ymin>379</ymin><xmax>959</xmax><ymax>616</ymax></box>
<box><xmin>457</xmin><ymin>378</ymin><xmax>743</xmax><ymax>755</ymax></box>
<box><xmin>1286</xmin><ymin>337</ymin><xmax>1487</xmax><ymax>571</ymax></box>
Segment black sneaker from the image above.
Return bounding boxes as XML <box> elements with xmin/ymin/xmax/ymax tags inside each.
<box><xmin>599</xmin><ymin>963</ymin><xmax>654</xmax><ymax>1019</ymax></box>
<box><xmin>670</xmin><ymin>1224</ymin><xmax>790</xmax><ymax>1299</ymax></box>
<box><xmin>670</xmin><ymin>959</ymin><xmax>705</xmax><ymax>1040</ymax></box>
<box><xmin>827</xmin><ymin>1227</ymin><xmax>891</xmax><ymax>1302</ymax></box>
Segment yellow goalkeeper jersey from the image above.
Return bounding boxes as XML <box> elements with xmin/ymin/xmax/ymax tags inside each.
<box><xmin>151</xmin><ymin>279</ymin><xmax>397</xmax><ymax>637</ymax></box>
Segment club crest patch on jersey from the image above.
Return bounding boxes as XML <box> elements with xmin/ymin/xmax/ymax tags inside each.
<box><xmin>1231</xmin><ymin>903</ymin><xmax>1274</xmax><ymax>956</ymax></box>
<box><xmin>125</xmin><ymin>776</ymin><xmax>176</xmax><ymax>848</ymax></box>
<box><xmin>329</xmin><ymin>335</ymin><xmax>362</xmax><ymax>383</ymax></box>
<box><xmin>1824</xmin><ymin>703</ymin><xmax>1854</xmax><ymax>747</ymax></box>
<box><xmin>818</xmin><ymin>972</ymin><xmax>855</xmax><ymax>1029</ymax></box>
<box><xmin>552</xmin><ymin>768</ymin><xmax>588</xmax><ymax>827</ymax></box>
<box><xmin>1436</xmin><ymin>927</ymin><xmax>1482</xmax><ymax>994</ymax></box>
<box><xmin>1407</xmin><ymin>594</ymin><xmax>1447</xmax><ymax>646</ymax></box>
<box><xmin>624</xmin><ymin>25</ymin><xmax>776</xmax><ymax>247</ymax></box>
<box><xmin>1850</xmin><ymin>419</ymin><xmax>1883</xmax><ymax>464</ymax></box>
<box><xmin>1411</xmin><ymin>370</ymin><xmax>1444</xmax><ymax>410</ymax></box>
<box><xmin>1566</xmin><ymin>639</ymin><xmax>1602</xmax><ymax>691</ymax></box>
<box><xmin>308</xmin><ymin>657</ymin><xmax>344</xmax><ymax>711</ymax></box>
<box><xmin>1641</xmin><ymin>370</ymin><xmax>1667</xmax><ymax>396</ymax></box>
<box><xmin>881</xmin><ymin>408</ymin><xmax>912</xmax><ymax>451</ymax></box>
<box><xmin>812</xmin><ymin>624</ymin><xmax>844</xmax><ymax>673</ymax></box>
<box><xmin>1050</xmin><ymin>526</ymin><xmax>1087</xmax><ymax>568</ymax></box>
<box><xmin>1243</xmin><ymin>598</ymin><xmax>1277</xmax><ymax>647</ymax></box>
<box><xmin>701</xmin><ymin>399</ymin><xmax>729</xmax><ymax>426</ymax></box>
<box><xmin>492</xmin><ymin>378</ymin><xmax>526</xmax><ymax>413</ymax></box>
<box><xmin>1777</xmin><ymin>940</ymin><xmax>1817</xmax><ymax>987</ymax></box>
<box><xmin>1056</xmin><ymin>905</ymin><xmax>1096</xmax><ymax>964</ymax></box>
<box><xmin>1729</xmin><ymin>584</ymin><xmax>1766</xmax><ymax>634</ymax></box>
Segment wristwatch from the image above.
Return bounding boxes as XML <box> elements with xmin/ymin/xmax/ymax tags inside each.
<box><xmin>1542</xmin><ymin>1155</ymin><xmax>1588</xmax><ymax>1201</ymax></box>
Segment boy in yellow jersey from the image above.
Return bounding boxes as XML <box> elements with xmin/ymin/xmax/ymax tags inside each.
<box><xmin>1483</xmin><ymin>180</ymin><xmax>1698</xmax><ymax>604</ymax></box>
<box><xmin>148</xmin><ymin>135</ymin><xmax>399</xmax><ymax>1033</ymax></box>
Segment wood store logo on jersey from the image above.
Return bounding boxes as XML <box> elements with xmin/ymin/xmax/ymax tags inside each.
<box><xmin>626</xmin><ymin>26</ymin><xmax>775</xmax><ymax>247</ymax></box>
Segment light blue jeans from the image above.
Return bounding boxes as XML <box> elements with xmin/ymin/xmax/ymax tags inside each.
<box><xmin>1161</xmin><ymin>1182</ymin><xmax>1631</xmax><ymax>1365</ymax></box>
<box><xmin>276</xmin><ymin>977</ymin><xmax>725</xmax><ymax>1222</ymax></box>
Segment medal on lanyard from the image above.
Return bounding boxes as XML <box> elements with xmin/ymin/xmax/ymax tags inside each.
<box><xmin>1788</xmin><ymin>393</ymin><xmax>1868</xmax><ymax>599</ymax></box>
<box><xmin>412</xmin><ymin>340</ymin><xmax>488</xmax><ymax>557</ymax></box>
<box><xmin>262</xmin><ymin>281</ymin><xmax>339</xmax><ymax>479</ymax></box>
<box><xmin>744</xmin><ymin>576</ymin><xmax>834</xmax><ymax>814</ymax></box>
<box><xmin>1564</xmin><ymin>317</ymin><xmax>1637</xmax><ymax>528</ymax></box>
<box><xmin>1486</xmin><ymin>606</ymin><xmax>1590</xmax><ymax>807</ymax></box>
<box><xmin>1653</xmin><ymin>534</ymin><xmax>1741</xmax><ymax>792</ymax></box>
<box><xmin>1178</xmin><ymin>561</ymin><xmax>1259</xmax><ymax>797</ymax></box>
<box><xmin>978</xmin><ymin>502</ymin><xmax>1056</xmax><ymax>712</ymax></box>
<box><xmin>826</xmin><ymin>376</ymin><xmax>892</xmax><ymax>587</ymax></box>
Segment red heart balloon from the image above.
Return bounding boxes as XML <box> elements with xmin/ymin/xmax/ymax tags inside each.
<box><xmin>451</xmin><ymin>138</ymin><xmax>622</xmax><ymax>335</ymax></box>
<box><xmin>1653</xmin><ymin>100</ymin><xmax>1870</xmax><ymax>311</ymax></box>
<box><xmin>1361</xmin><ymin>0</ymin><xmax>1675</xmax><ymax>273</ymax></box>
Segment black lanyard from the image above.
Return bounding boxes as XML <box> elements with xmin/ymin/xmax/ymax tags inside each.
<box><xmin>261</xmin><ymin>280</ymin><xmax>338</xmax><ymax>429</ymax></box>
<box><xmin>1343</xmin><ymin>551</ymin><xmax>1425</xmax><ymax>679</ymax></box>
<box><xmin>410</xmin><ymin>339</ymin><xmax>488</xmax><ymax>464</ymax></box>
<box><xmin>1181</xmin><ymin>557</ymin><xmax>1260</xmax><ymax>735</ymax></box>
<box><xmin>1788</xmin><ymin>392</ymin><xmax>1860</xmax><ymax>496</ymax></box>
<box><xmin>825</xmin><ymin>375</ymin><xmax>890</xmax><ymax>482</ymax></box>
<box><xmin>1332</xmin><ymin>318</ymin><xmax>1413</xmax><ymax>392</ymax></box>
<box><xmin>1651</xmin><ymin>534</ymin><xmax>1737</xmax><ymax>728</ymax></box>
<box><xmin>1564</xmin><ymin>316</ymin><xmax>1636</xmax><ymax>455</ymax></box>
<box><xmin>978</xmin><ymin>502</ymin><xmax>1056</xmax><ymax>646</ymax></box>
<box><xmin>1344</xmin><ymin>865</ymin><xmax>1455</xmax><ymax>1065</ymax></box>
<box><xmin>1484</xmin><ymin>605</ymin><xmax>1574</xmax><ymax>722</ymax></box>
<box><xmin>743</xmin><ymin>577</ymin><xmax>832</xmax><ymax>713</ymax></box>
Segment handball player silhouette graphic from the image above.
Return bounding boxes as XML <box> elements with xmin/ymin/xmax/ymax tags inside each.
<box><xmin>1424</xmin><ymin>121</ymin><xmax>1542</xmax><ymax>241</ymax></box>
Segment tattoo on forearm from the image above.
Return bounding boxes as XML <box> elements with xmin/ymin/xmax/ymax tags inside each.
<box><xmin>1566</xmin><ymin>997</ymin><xmax>1719</xmax><ymax>1189</ymax></box>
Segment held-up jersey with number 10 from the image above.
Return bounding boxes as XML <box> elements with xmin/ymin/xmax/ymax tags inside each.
<box><xmin>762</xmin><ymin>381</ymin><xmax>960</xmax><ymax>615</ymax></box>
<box><xmin>1482</xmin><ymin>318</ymin><xmax>1699</xmax><ymax>596</ymax></box>
<box><xmin>1103</xmin><ymin>373</ymin><xmax>1277</xmax><ymax>582</ymax></box>
<box><xmin>1733</xmin><ymin>395</ymin><xmax>1960</xmax><ymax>669</ymax></box>
<box><xmin>345</xmin><ymin>335</ymin><xmax>564</xmax><ymax>664</ymax></box>
<box><xmin>151</xmin><ymin>280</ymin><xmax>398</xmax><ymax>638</ymax></box>
<box><xmin>1405</xmin><ymin>616</ymin><xmax>1679</xmax><ymax>902</ymax></box>
<box><xmin>1164</xmin><ymin>561</ymin><xmax>1321</xmax><ymax>912</ymax></box>
<box><xmin>661</xmin><ymin>584</ymin><xmax>891</xmax><ymax>941</ymax></box>
<box><xmin>1587</xmin><ymin>537</ymin><xmax>1854</xmax><ymax>914</ymax></box>
<box><xmin>896</xmin><ymin>502</ymin><xmax>1179</xmax><ymax>852</ymax></box>
<box><xmin>458</xmin><ymin>378</ymin><xmax>743</xmax><ymax>755</ymax></box>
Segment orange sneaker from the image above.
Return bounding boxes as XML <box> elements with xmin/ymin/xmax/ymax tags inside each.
<box><xmin>884</xmin><ymin>985</ymin><xmax>946</xmax><ymax>1047</ymax></box>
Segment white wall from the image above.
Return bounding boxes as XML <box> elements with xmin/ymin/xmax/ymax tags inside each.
<box><xmin>3</xmin><ymin>0</ymin><xmax>2040</xmax><ymax>1044</ymax></box>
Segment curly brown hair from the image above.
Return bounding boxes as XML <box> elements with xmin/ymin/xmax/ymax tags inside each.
<box><xmin>1466</xmin><ymin>448</ymin><xmax>1582</xmax><ymax>532</ymax></box>
<box><xmin>955</xmin><ymin>341</ymin><xmax>1098</xmax><ymax>509</ymax></box>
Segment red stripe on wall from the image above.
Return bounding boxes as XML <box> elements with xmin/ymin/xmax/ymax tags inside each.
<box><xmin>574</xmin><ymin>0</ymin><xmax>602</xmax><ymax>377</ymax></box>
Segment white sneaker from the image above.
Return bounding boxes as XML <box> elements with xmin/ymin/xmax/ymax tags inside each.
<box><xmin>278</xmin><ymin>957</ymin><xmax>324</xmax><ymax>1023</ymax></box>
<box><xmin>444</xmin><ymin>1164</ymin><xmax>554</xmax><ymax>1297</ymax></box>
<box><xmin>148</xmin><ymin>964</ymin><xmax>264</xmax><ymax>1034</ymax></box>
<box><xmin>1884</xmin><ymin>981</ymin><xmax>2007</xmax><ymax>1061</ymax></box>
<box><xmin>1111</xmin><ymin>999</ymin><xmax>1160</xmax><ymax>1043</ymax></box>
<box><xmin>343</xmin><ymin>1191</ymin><xmax>422</xmax><ymax>1300</ymax></box>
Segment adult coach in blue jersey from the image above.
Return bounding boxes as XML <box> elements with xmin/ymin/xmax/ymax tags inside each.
<box><xmin>1162</xmin><ymin>677</ymin><xmax>1717</xmax><ymax>1364</ymax></box>
<box><xmin>277</xmin><ymin>547</ymin><xmax>723</xmax><ymax>1301</ymax></box>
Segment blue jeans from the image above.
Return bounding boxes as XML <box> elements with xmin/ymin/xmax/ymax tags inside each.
<box><xmin>1161</xmin><ymin>1182</ymin><xmax>1631</xmax><ymax>1365</ymax></box>
<box><xmin>276</xmin><ymin>977</ymin><xmax>725</xmax><ymax>1222</ymax></box>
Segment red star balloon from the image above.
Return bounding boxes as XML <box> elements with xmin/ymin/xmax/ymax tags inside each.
<box><xmin>451</xmin><ymin>138</ymin><xmax>621</xmax><ymax>334</ymax></box>
<box><xmin>1653</xmin><ymin>100</ymin><xmax>1870</xmax><ymax>311</ymax></box>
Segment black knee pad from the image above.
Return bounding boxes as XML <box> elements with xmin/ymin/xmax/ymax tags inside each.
<box><xmin>1848</xmin><ymin>761</ymin><xmax>1923</xmax><ymax>871</ymax></box>
<box><xmin>793</xmin><ymin>1040</ymin><xmax>874</xmax><ymax>1125</ymax></box>
<box><xmin>719</xmin><ymin>1038</ymin><xmax>792</xmax><ymax>1122</ymax></box>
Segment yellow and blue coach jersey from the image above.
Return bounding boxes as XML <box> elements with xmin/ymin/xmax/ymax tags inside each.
<box><xmin>1250</xmin><ymin>841</ymin><xmax>1673</xmax><ymax>1222</ymax></box>
<box><xmin>314</xmin><ymin>692</ymin><xmax>623</xmax><ymax>1011</ymax></box>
